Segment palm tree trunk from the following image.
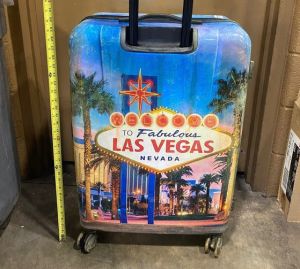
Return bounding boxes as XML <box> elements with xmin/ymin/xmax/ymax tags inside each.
<box><xmin>194</xmin><ymin>190</ymin><xmax>200</xmax><ymax>214</ymax></box>
<box><xmin>111</xmin><ymin>171</ymin><xmax>120</xmax><ymax>220</ymax></box>
<box><xmin>194</xmin><ymin>203</ymin><xmax>198</xmax><ymax>214</ymax></box>
<box><xmin>83</xmin><ymin>107</ymin><xmax>93</xmax><ymax>221</ymax></box>
<box><xmin>155</xmin><ymin>174</ymin><xmax>161</xmax><ymax>216</ymax></box>
<box><xmin>225</xmin><ymin>109</ymin><xmax>242</xmax><ymax>216</ymax></box>
<box><xmin>176</xmin><ymin>189</ymin><xmax>181</xmax><ymax>216</ymax></box>
<box><xmin>205</xmin><ymin>182</ymin><xmax>211</xmax><ymax>214</ymax></box>
<box><xmin>219</xmin><ymin>193</ymin><xmax>223</xmax><ymax>212</ymax></box>
<box><xmin>195</xmin><ymin>191</ymin><xmax>200</xmax><ymax>214</ymax></box>
<box><xmin>176</xmin><ymin>189</ymin><xmax>185</xmax><ymax>215</ymax></box>
<box><xmin>221</xmin><ymin>177</ymin><xmax>229</xmax><ymax>211</ymax></box>
<box><xmin>180</xmin><ymin>200</ymin><xmax>183</xmax><ymax>214</ymax></box>
<box><xmin>169</xmin><ymin>190</ymin><xmax>174</xmax><ymax>215</ymax></box>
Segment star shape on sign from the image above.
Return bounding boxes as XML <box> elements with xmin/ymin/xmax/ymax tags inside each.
<box><xmin>119</xmin><ymin>69</ymin><xmax>160</xmax><ymax>115</ymax></box>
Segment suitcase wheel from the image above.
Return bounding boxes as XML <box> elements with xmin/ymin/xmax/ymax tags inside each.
<box><xmin>74</xmin><ymin>231</ymin><xmax>98</xmax><ymax>254</ymax></box>
<box><xmin>204</xmin><ymin>235</ymin><xmax>223</xmax><ymax>258</ymax></box>
<box><xmin>73</xmin><ymin>231</ymin><xmax>84</xmax><ymax>250</ymax></box>
<box><xmin>204</xmin><ymin>237</ymin><xmax>211</xmax><ymax>254</ymax></box>
<box><xmin>213</xmin><ymin>237</ymin><xmax>223</xmax><ymax>258</ymax></box>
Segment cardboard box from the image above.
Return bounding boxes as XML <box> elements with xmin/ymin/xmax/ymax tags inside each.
<box><xmin>278</xmin><ymin>97</ymin><xmax>300</xmax><ymax>222</ymax></box>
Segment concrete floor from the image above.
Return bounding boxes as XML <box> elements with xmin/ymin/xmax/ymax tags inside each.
<box><xmin>0</xmin><ymin>176</ymin><xmax>300</xmax><ymax>269</ymax></box>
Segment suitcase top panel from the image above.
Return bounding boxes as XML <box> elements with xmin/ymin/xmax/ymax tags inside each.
<box><xmin>71</xmin><ymin>12</ymin><xmax>250</xmax><ymax>55</ymax></box>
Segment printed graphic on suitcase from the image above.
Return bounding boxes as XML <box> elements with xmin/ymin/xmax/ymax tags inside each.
<box><xmin>70</xmin><ymin>14</ymin><xmax>251</xmax><ymax>227</ymax></box>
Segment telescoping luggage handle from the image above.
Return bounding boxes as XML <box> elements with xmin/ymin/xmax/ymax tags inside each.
<box><xmin>128</xmin><ymin>0</ymin><xmax>194</xmax><ymax>47</ymax></box>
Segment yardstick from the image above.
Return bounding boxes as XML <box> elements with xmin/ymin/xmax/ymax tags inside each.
<box><xmin>43</xmin><ymin>0</ymin><xmax>66</xmax><ymax>242</ymax></box>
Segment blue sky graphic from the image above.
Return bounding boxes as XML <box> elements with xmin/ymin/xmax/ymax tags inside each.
<box><xmin>70</xmin><ymin>18</ymin><xmax>251</xmax><ymax>136</ymax></box>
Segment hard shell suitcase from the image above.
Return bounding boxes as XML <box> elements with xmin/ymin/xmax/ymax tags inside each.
<box><xmin>70</xmin><ymin>0</ymin><xmax>251</xmax><ymax>255</ymax></box>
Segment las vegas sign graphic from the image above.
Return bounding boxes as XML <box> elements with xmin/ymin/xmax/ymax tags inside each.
<box><xmin>95</xmin><ymin>108</ymin><xmax>233</xmax><ymax>173</ymax></box>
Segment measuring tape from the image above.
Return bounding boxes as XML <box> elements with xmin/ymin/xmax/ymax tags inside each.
<box><xmin>43</xmin><ymin>0</ymin><xmax>66</xmax><ymax>242</ymax></box>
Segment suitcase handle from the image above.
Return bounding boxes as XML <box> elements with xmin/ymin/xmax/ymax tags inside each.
<box><xmin>138</xmin><ymin>14</ymin><xmax>182</xmax><ymax>23</ymax></box>
<box><xmin>128</xmin><ymin>0</ymin><xmax>194</xmax><ymax>47</ymax></box>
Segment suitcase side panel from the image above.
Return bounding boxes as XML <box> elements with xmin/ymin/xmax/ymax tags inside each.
<box><xmin>70</xmin><ymin>18</ymin><xmax>251</xmax><ymax>228</ymax></box>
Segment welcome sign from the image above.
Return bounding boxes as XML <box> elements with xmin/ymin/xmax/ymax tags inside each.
<box><xmin>96</xmin><ymin>108</ymin><xmax>233</xmax><ymax>173</ymax></box>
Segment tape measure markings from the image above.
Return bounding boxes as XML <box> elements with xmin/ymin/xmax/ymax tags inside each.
<box><xmin>43</xmin><ymin>0</ymin><xmax>66</xmax><ymax>242</ymax></box>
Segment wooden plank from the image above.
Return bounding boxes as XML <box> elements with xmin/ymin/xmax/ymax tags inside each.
<box><xmin>26</xmin><ymin>0</ymin><xmax>52</xmax><ymax>172</ymax></box>
<box><xmin>3</xmin><ymin>7</ymin><xmax>28</xmax><ymax>177</ymax></box>
<box><xmin>6</xmin><ymin>1</ymin><xmax>51</xmax><ymax>177</ymax></box>
<box><xmin>246</xmin><ymin>0</ymin><xmax>296</xmax><ymax>192</ymax></box>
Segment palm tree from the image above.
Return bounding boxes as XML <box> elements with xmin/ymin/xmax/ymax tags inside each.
<box><xmin>165</xmin><ymin>166</ymin><xmax>193</xmax><ymax>215</ymax></box>
<box><xmin>160</xmin><ymin>178</ymin><xmax>175</xmax><ymax>215</ymax></box>
<box><xmin>89</xmin><ymin>150</ymin><xmax>121</xmax><ymax>220</ymax></box>
<box><xmin>214</xmin><ymin>153</ymin><xmax>230</xmax><ymax>170</ymax></box>
<box><xmin>174</xmin><ymin>178</ymin><xmax>190</xmax><ymax>214</ymax></box>
<box><xmin>109</xmin><ymin>159</ymin><xmax>121</xmax><ymax>220</ymax></box>
<box><xmin>190</xmin><ymin>183</ymin><xmax>205</xmax><ymax>214</ymax></box>
<box><xmin>214</xmin><ymin>152</ymin><xmax>232</xmax><ymax>210</ymax></box>
<box><xmin>209</xmin><ymin>68</ymin><xmax>249</xmax><ymax>215</ymax></box>
<box><xmin>200</xmin><ymin>174</ymin><xmax>219</xmax><ymax>214</ymax></box>
<box><xmin>217</xmin><ymin>167</ymin><xmax>230</xmax><ymax>211</ymax></box>
<box><xmin>71</xmin><ymin>72</ymin><xmax>114</xmax><ymax>220</ymax></box>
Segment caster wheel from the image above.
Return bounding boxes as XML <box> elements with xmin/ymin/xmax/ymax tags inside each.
<box><xmin>74</xmin><ymin>232</ymin><xmax>85</xmax><ymax>250</ymax></box>
<box><xmin>214</xmin><ymin>237</ymin><xmax>223</xmax><ymax>258</ymax></box>
<box><xmin>204</xmin><ymin>237</ymin><xmax>211</xmax><ymax>254</ymax></box>
<box><xmin>82</xmin><ymin>232</ymin><xmax>98</xmax><ymax>254</ymax></box>
<box><xmin>74</xmin><ymin>231</ymin><xmax>98</xmax><ymax>253</ymax></box>
<box><xmin>210</xmin><ymin>237</ymin><xmax>217</xmax><ymax>250</ymax></box>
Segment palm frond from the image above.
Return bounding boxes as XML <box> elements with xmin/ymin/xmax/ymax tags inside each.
<box><xmin>200</xmin><ymin>173</ymin><xmax>220</xmax><ymax>184</ymax></box>
<box><xmin>70</xmin><ymin>70</ymin><xmax>115</xmax><ymax>116</ymax></box>
<box><xmin>209</xmin><ymin>67</ymin><xmax>249</xmax><ymax>113</ymax></box>
<box><xmin>191</xmin><ymin>184</ymin><xmax>205</xmax><ymax>193</ymax></box>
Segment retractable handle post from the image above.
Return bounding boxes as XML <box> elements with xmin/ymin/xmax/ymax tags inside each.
<box><xmin>129</xmin><ymin>0</ymin><xmax>139</xmax><ymax>46</ymax></box>
<box><xmin>180</xmin><ymin>0</ymin><xmax>194</xmax><ymax>47</ymax></box>
<box><xmin>128</xmin><ymin>0</ymin><xmax>194</xmax><ymax>47</ymax></box>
